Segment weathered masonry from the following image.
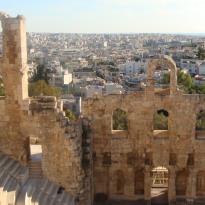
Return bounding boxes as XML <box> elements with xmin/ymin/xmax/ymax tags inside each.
<box><xmin>1</xmin><ymin>11</ymin><xmax>205</xmax><ymax>205</ymax></box>
<box><xmin>0</xmin><ymin>12</ymin><xmax>89</xmax><ymax>205</ymax></box>
<box><xmin>83</xmin><ymin>57</ymin><xmax>205</xmax><ymax>205</ymax></box>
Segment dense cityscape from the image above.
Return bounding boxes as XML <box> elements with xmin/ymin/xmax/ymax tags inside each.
<box><xmin>2</xmin><ymin>32</ymin><xmax>205</xmax><ymax>102</ymax></box>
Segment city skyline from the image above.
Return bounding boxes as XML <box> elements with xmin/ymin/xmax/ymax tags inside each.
<box><xmin>1</xmin><ymin>0</ymin><xmax>205</xmax><ymax>33</ymax></box>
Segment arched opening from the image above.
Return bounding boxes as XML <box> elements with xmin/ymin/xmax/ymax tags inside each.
<box><xmin>151</xmin><ymin>167</ymin><xmax>168</xmax><ymax>205</ymax></box>
<box><xmin>196</xmin><ymin>171</ymin><xmax>205</xmax><ymax>196</ymax></box>
<box><xmin>195</xmin><ymin>110</ymin><xmax>205</xmax><ymax>139</ymax></box>
<box><xmin>112</xmin><ymin>108</ymin><xmax>128</xmax><ymax>131</ymax></box>
<box><xmin>153</xmin><ymin>109</ymin><xmax>169</xmax><ymax>133</ymax></box>
<box><xmin>135</xmin><ymin>170</ymin><xmax>144</xmax><ymax>195</ymax></box>
<box><xmin>146</xmin><ymin>57</ymin><xmax>177</xmax><ymax>96</ymax></box>
<box><xmin>115</xmin><ymin>170</ymin><xmax>125</xmax><ymax>195</ymax></box>
<box><xmin>0</xmin><ymin>76</ymin><xmax>5</xmax><ymax>96</ymax></box>
<box><xmin>154</xmin><ymin>65</ymin><xmax>171</xmax><ymax>95</ymax></box>
<box><xmin>175</xmin><ymin>169</ymin><xmax>188</xmax><ymax>196</ymax></box>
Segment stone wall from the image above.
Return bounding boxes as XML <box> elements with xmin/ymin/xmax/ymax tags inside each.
<box><xmin>23</xmin><ymin>96</ymin><xmax>84</xmax><ymax>196</ymax></box>
<box><xmin>0</xmin><ymin>13</ymin><xmax>86</xmax><ymax>203</ymax></box>
<box><xmin>82</xmin><ymin>57</ymin><xmax>205</xmax><ymax>204</ymax></box>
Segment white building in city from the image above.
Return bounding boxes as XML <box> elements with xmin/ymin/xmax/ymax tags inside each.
<box><xmin>50</xmin><ymin>71</ymin><xmax>72</xmax><ymax>87</ymax></box>
<box><xmin>119</xmin><ymin>60</ymin><xmax>148</xmax><ymax>75</ymax></box>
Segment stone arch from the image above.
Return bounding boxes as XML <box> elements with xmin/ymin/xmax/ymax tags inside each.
<box><xmin>115</xmin><ymin>170</ymin><xmax>125</xmax><ymax>194</ymax></box>
<box><xmin>146</xmin><ymin>56</ymin><xmax>177</xmax><ymax>95</ymax></box>
<box><xmin>196</xmin><ymin>171</ymin><xmax>205</xmax><ymax>196</ymax></box>
<box><xmin>175</xmin><ymin>169</ymin><xmax>188</xmax><ymax>196</ymax></box>
<box><xmin>134</xmin><ymin>169</ymin><xmax>144</xmax><ymax>195</ymax></box>
<box><xmin>112</xmin><ymin>108</ymin><xmax>128</xmax><ymax>130</ymax></box>
<box><xmin>153</xmin><ymin>109</ymin><xmax>169</xmax><ymax>130</ymax></box>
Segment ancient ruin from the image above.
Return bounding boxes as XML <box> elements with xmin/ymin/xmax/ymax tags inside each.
<box><xmin>0</xmin><ymin>12</ymin><xmax>205</xmax><ymax>205</ymax></box>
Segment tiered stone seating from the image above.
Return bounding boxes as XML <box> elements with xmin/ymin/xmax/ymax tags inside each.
<box><xmin>24</xmin><ymin>177</ymin><xmax>74</xmax><ymax>205</ymax></box>
<box><xmin>0</xmin><ymin>152</ymin><xmax>28</xmax><ymax>205</ymax></box>
<box><xmin>0</xmin><ymin>152</ymin><xmax>74</xmax><ymax>205</ymax></box>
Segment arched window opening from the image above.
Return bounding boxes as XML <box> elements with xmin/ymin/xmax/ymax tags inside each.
<box><xmin>197</xmin><ymin>171</ymin><xmax>205</xmax><ymax>196</ymax></box>
<box><xmin>112</xmin><ymin>108</ymin><xmax>128</xmax><ymax>131</ymax></box>
<box><xmin>146</xmin><ymin>57</ymin><xmax>178</xmax><ymax>95</ymax></box>
<box><xmin>151</xmin><ymin>167</ymin><xmax>168</xmax><ymax>204</ymax></box>
<box><xmin>196</xmin><ymin>110</ymin><xmax>205</xmax><ymax>131</ymax></box>
<box><xmin>176</xmin><ymin>169</ymin><xmax>188</xmax><ymax>196</ymax></box>
<box><xmin>154</xmin><ymin>64</ymin><xmax>171</xmax><ymax>95</ymax></box>
<box><xmin>115</xmin><ymin>170</ymin><xmax>125</xmax><ymax>195</ymax></box>
<box><xmin>196</xmin><ymin>110</ymin><xmax>205</xmax><ymax>139</ymax></box>
<box><xmin>0</xmin><ymin>76</ymin><xmax>5</xmax><ymax>96</ymax></box>
<box><xmin>153</xmin><ymin>109</ymin><xmax>169</xmax><ymax>131</ymax></box>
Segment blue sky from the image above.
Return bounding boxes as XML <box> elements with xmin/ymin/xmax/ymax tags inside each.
<box><xmin>1</xmin><ymin>0</ymin><xmax>205</xmax><ymax>33</ymax></box>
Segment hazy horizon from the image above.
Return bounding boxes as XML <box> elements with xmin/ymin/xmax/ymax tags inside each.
<box><xmin>27</xmin><ymin>32</ymin><xmax>205</xmax><ymax>37</ymax></box>
<box><xmin>1</xmin><ymin>0</ymin><xmax>205</xmax><ymax>33</ymax></box>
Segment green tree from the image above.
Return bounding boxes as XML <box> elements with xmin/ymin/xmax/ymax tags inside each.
<box><xmin>177</xmin><ymin>70</ymin><xmax>194</xmax><ymax>92</ymax></box>
<box><xmin>196</xmin><ymin>110</ymin><xmax>205</xmax><ymax>131</ymax></box>
<box><xmin>154</xmin><ymin>110</ymin><xmax>168</xmax><ymax>130</ymax></box>
<box><xmin>0</xmin><ymin>78</ymin><xmax>5</xmax><ymax>96</ymax></box>
<box><xmin>160</xmin><ymin>70</ymin><xmax>195</xmax><ymax>93</ymax></box>
<box><xmin>65</xmin><ymin>109</ymin><xmax>76</xmax><ymax>121</ymax></box>
<box><xmin>31</xmin><ymin>64</ymin><xmax>49</xmax><ymax>83</ymax></box>
<box><xmin>197</xmin><ymin>47</ymin><xmax>205</xmax><ymax>60</ymax></box>
<box><xmin>29</xmin><ymin>80</ymin><xmax>61</xmax><ymax>97</ymax></box>
<box><xmin>112</xmin><ymin>108</ymin><xmax>128</xmax><ymax>130</ymax></box>
<box><xmin>160</xmin><ymin>73</ymin><xmax>170</xmax><ymax>84</ymax></box>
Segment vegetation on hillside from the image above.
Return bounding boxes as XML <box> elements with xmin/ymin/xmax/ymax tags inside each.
<box><xmin>29</xmin><ymin>80</ymin><xmax>61</xmax><ymax>97</ymax></box>
<box><xmin>30</xmin><ymin>64</ymin><xmax>50</xmax><ymax>84</ymax></box>
<box><xmin>197</xmin><ymin>47</ymin><xmax>205</xmax><ymax>60</ymax></box>
<box><xmin>29</xmin><ymin>64</ymin><xmax>61</xmax><ymax>97</ymax></box>
<box><xmin>161</xmin><ymin>70</ymin><xmax>205</xmax><ymax>94</ymax></box>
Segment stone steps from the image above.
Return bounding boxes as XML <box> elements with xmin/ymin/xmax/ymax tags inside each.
<box><xmin>0</xmin><ymin>152</ymin><xmax>74</xmax><ymax>205</ymax></box>
<box><xmin>24</xmin><ymin>178</ymin><xmax>74</xmax><ymax>205</ymax></box>
<box><xmin>29</xmin><ymin>161</ymin><xmax>43</xmax><ymax>179</ymax></box>
<box><xmin>0</xmin><ymin>152</ymin><xmax>28</xmax><ymax>205</ymax></box>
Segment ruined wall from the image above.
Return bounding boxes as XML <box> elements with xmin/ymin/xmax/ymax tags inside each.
<box><xmin>0</xmin><ymin>13</ymin><xmax>85</xmax><ymax>203</ymax></box>
<box><xmin>20</xmin><ymin>96</ymin><xmax>84</xmax><ymax>196</ymax></box>
<box><xmin>82</xmin><ymin>57</ymin><xmax>205</xmax><ymax>205</ymax></box>
<box><xmin>0</xmin><ymin>13</ymin><xmax>29</xmax><ymax>163</ymax></box>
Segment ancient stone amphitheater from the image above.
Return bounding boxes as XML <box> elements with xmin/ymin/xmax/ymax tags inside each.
<box><xmin>1</xmin><ymin>12</ymin><xmax>205</xmax><ymax>205</ymax></box>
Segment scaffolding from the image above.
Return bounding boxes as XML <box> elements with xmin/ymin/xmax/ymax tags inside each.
<box><xmin>152</xmin><ymin>167</ymin><xmax>168</xmax><ymax>188</ymax></box>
